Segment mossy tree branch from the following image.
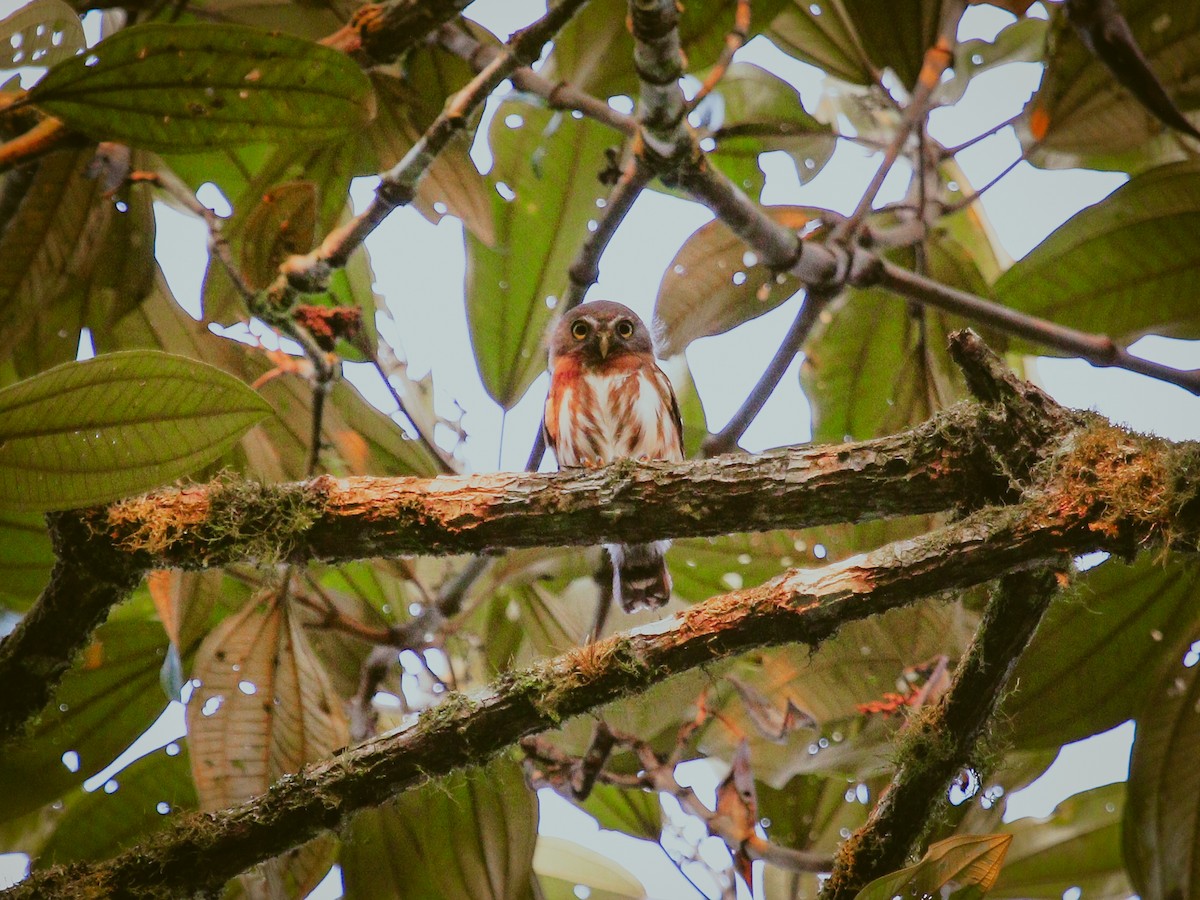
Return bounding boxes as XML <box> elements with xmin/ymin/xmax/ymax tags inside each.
<box><xmin>6</xmin><ymin>334</ymin><xmax>1200</xmax><ymax>894</ymax></box>
<box><xmin>820</xmin><ymin>568</ymin><xmax>1063</xmax><ymax>898</ymax></box>
<box><xmin>0</xmin><ymin>491</ymin><xmax>1157</xmax><ymax>898</ymax></box>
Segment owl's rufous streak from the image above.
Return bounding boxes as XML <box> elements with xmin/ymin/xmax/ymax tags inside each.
<box><xmin>543</xmin><ymin>300</ymin><xmax>684</xmax><ymax>611</ymax></box>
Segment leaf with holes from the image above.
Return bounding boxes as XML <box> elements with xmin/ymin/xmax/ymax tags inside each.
<box><xmin>188</xmin><ymin>594</ymin><xmax>348</xmax><ymax>895</ymax></box>
<box><xmin>466</xmin><ymin>101</ymin><xmax>613</xmax><ymax>408</ymax></box>
<box><xmin>700</xmin><ymin>63</ymin><xmax>836</xmax><ymax>200</ymax></box>
<box><xmin>35</xmin><ymin>744</ymin><xmax>197</xmax><ymax>867</ymax></box>
<box><xmin>654</xmin><ymin>206</ymin><xmax>822</xmax><ymax>357</ymax></box>
<box><xmin>0</xmin><ymin>0</ymin><xmax>85</xmax><ymax>69</ymax></box>
<box><xmin>0</xmin><ymin>596</ymin><xmax>174</xmax><ymax>825</ymax></box>
<box><xmin>854</xmin><ymin>833</ymin><xmax>1013</xmax><ymax>900</ymax></box>
<box><xmin>994</xmin><ymin>161</ymin><xmax>1200</xmax><ymax>352</ymax></box>
<box><xmin>0</xmin><ymin>350</ymin><xmax>270</xmax><ymax>511</ymax></box>
<box><xmin>27</xmin><ymin>23</ymin><xmax>372</xmax><ymax>151</ymax></box>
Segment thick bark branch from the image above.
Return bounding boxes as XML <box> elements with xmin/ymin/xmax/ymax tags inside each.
<box><xmin>7</xmin><ymin>333</ymin><xmax>1200</xmax><ymax>894</ymax></box>
<box><xmin>0</xmin><ymin>514</ymin><xmax>142</xmax><ymax>744</ymax></box>
<box><xmin>79</xmin><ymin>403</ymin><xmax>1019</xmax><ymax>569</ymax></box>
<box><xmin>3</xmin><ymin>496</ymin><xmax>1112</xmax><ymax>898</ymax></box>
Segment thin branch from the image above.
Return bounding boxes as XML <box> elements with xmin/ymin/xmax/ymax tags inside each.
<box><xmin>687</xmin><ymin>0</ymin><xmax>750</xmax><ymax>111</ymax></box>
<box><xmin>702</xmin><ymin>287</ymin><xmax>836</xmax><ymax>457</ymax></box>
<box><xmin>876</xmin><ymin>261</ymin><xmax>1200</xmax><ymax>395</ymax></box>
<box><xmin>832</xmin><ymin>0</ymin><xmax>967</xmax><ymax>243</ymax></box>
<box><xmin>263</xmin><ymin>0</ymin><xmax>593</xmax><ymax>310</ymax></box>
<box><xmin>941</xmin><ymin>111</ymin><xmax>1023</xmax><ymax>157</ymax></box>
<box><xmin>821</xmin><ymin>568</ymin><xmax>1063</xmax><ymax>898</ymax></box>
<box><xmin>940</xmin><ymin>148</ymin><xmax>1028</xmax><ymax>215</ymax></box>
<box><xmin>436</xmin><ymin>25</ymin><xmax>637</xmax><ymax>137</ymax></box>
<box><xmin>628</xmin><ymin>0</ymin><xmax>691</xmax><ymax>160</ymax></box>
<box><xmin>362</xmin><ymin>345</ymin><xmax>457</xmax><ymax>474</ymax></box>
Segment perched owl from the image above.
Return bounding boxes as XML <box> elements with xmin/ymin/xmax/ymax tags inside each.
<box><xmin>543</xmin><ymin>300</ymin><xmax>684</xmax><ymax>611</ymax></box>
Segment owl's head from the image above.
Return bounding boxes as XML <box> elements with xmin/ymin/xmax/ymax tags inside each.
<box><xmin>549</xmin><ymin>300</ymin><xmax>654</xmax><ymax>365</ymax></box>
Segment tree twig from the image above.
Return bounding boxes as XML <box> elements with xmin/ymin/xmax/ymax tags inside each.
<box><xmin>832</xmin><ymin>0</ymin><xmax>967</xmax><ymax>243</ymax></box>
<box><xmin>263</xmin><ymin>0</ymin><xmax>594</xmax><ymax>311</ymax></box>
<box><xmin>702</xmin><ymin>286</ymin><xmax>837</xmax><ymax>457</ymax></box>
<box><xmin>436</xmin><ymin>25</ymin><xmax>637</xmax><ymax>138</ymax></box>
<box><xmin>876</xmin><ymin>261</ymin><xmax>1200</xmax><ymax>395</ymax></box>
<box><xmin>687</xmin><ymin>0</ymin><xmax>750</xmax><ymax>111</ymax></box>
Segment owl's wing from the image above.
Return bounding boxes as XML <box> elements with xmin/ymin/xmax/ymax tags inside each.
<box><xmin>650</xmin><ymin>362</ymin><xmax>685</xmax><ymax>461</ymax></box>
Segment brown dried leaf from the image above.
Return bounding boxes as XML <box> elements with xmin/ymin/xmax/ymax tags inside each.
<box><xmin>188</xmin><ymin>592</ymin><xmax>348</xmax><ymax>896</ymax></box>
<box><xmin>727</xmin><ymin>674</ymin><xmax>816</xmax><ymax>743</ymax></box>
<box><xmin>654</xmin><ymin>206</ymin><xmax>825</xmax><ymax>356</ymax></box>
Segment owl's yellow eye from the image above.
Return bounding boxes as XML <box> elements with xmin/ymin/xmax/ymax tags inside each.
<box><xmin>615</xmin><ymin>319</ymin><xmax>635</xmax><ymax>339</ymax></box>
<box><xmin>571</xmin><ymin>321</ymin><xmax>590</xmax><ymax>340</ymax></box>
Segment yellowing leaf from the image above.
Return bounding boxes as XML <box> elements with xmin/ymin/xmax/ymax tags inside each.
<box><xmin>854</xmin><ymin>833</ymin><xmax>1013</xmax><ymax>899</ymax></box>
<box><xmin>0</xmin><ymin>0</ymin><xmax>85</xmax><ymax>69</ymax></box>
<box><xmin>188</xmin><ymin>593</ymin><xmax>347</xmax><ymax>896</ymax></box>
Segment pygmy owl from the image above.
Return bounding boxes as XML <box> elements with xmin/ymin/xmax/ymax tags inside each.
<box><xmin>543</xmin><ymin>300</ymin><xmax>684</xmax><ymax>611</ymax></box>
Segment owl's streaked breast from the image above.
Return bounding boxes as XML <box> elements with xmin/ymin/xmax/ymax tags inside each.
<box><xmin>549</xmin><ymin>358</ymin><xmax>682</xmax><ymax>468</ymax></box>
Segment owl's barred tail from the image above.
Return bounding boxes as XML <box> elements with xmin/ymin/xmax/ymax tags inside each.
<box><xmin>608</xmin><ymin>541</ymin><xmax>672</xmax><ymax>612</ymax></box>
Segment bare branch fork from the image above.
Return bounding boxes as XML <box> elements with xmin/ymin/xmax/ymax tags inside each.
<box><xmin>10</xmin><ymin>334</ymin><xmax>1200</xmax><ymax>897</ymax></box>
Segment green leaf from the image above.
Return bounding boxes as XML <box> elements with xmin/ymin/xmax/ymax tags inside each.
<box><xmin>989</xmin><ymin>783</ymin><xmax>1129</xmax><ymax>899</ymax></box>
<box><xmin>0</xmin><ymin>350</ymin><xmax>270</xmax><ymax>511</ymax></box>
<box><xmin>1004</xmin><ymin>556</ymin><xmax>1200</xmax><ymax>750</ymax></box>
<box><xmin>1019</xmin><ymin>0</ymin><xmax>1200</xmax><ymax>172</ymax></box>
<box><xmin>27</xmin><ymin>23</ymin><xmax>373</xmax><ymax>152</ymax></box>
<box><xmin>35</xmin><ymin>744</ymin><xmax>197</xmax><ymax>867</ymax></box>
<box><xmin>1125</xmin><ymin>628</ymin><xmax>1200</xmax><ymax>898</ymax></box>
<box><xmin>768</xmin><ymin>0</ymin><xmax>944</xmax><ymax>88</ymax></box>
<box><xmin>802</xmin><ymin>234</ymin><xmax>990</xmax><ymax>442</ymax></box>
<box><xmin>238</xmin><ymin>180</ymin><xmax>317</xmax><ymax>292</ymax></box>
<box><xmin>0</xmin><ymin>147</ymin><xmax>156</xmax><ymax>374</ymax></box>
<box><xmin>534</xmin><ymin>836</ymin><xmax>647</xmax><ymax>900</ymax></box>
<box><xmin>341</xmin><ymin>757</ymin><xmax>538</xmax><ymax>900</ymax></box>
<box><xmin>466</xmin><ymin>102</ymin><xmax>613</xmax><ymax>408</ymax></box>
<box><xmin>0</xmin><ymin>0</ymin><xmax>85</xmax><ymax>69</ymax></box>
<box><xmin>994</xmin><ymin>161</ymin><xmax>1200</xmax><ymax>351</ymax></box>
<box><xmin>757</xmin><ymin>771</ymin><xmax>869</xmax><ymax>857</ymax></box>
<box><xmin>0</xmin><ymin>598</ymin><xmax>174</xmax><ymax>824</ymax></box>
<box><xmin>653</xmin><ymin>206</ymin><xmax>818</xmax><ymax>357</ymax></box>
<box><xmin>705</xmin><ymin>63</ymin><xmax>837</xmax><ymax>200</ymax></box>
<box><xmin>0</xmin><ymin>510</ymin><xmax>54</xmax><ymax>610</ymax></box>
<box><xmin>854</xmin><ymin>833</ymin><xmax>1013</xmax><ymax>900</ymax></box>
<box><xmin>579</xmin><ymin>783</ymin><xmax>663</xmax><ymax>841</ymax></box>
<box><xmin>109</xmin><ymin>290</ymin><xmax>443</xmax><ymax>478</ymax></box>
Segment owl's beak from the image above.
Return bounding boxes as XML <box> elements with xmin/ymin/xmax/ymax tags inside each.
<box><xmin>597</xmin><ymin>332</ymin><xmax>610</xmax><ymax>359</ymax></box>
